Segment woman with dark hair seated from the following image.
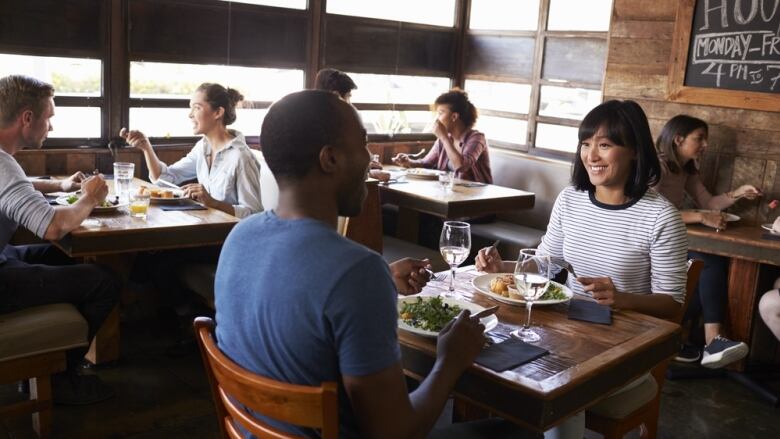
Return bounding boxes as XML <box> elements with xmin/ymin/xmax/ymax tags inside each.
<box><xmin>476</xmin><ymin>100</ymin><xmax>688</xmax><ymax>438</ymax></box>
<box><xmin>653</xmin><ymin>115</ymin><xmax>760</xmax><ymax>367</ymax></box>
<box><xmin>314</xmin><ymin>68</ymin><xmax>358</xmax><ymax>104</ymax></box>
<box><xmin>392</xmin><ymin>88</ymin><xmax>492</xmax><ymax>184</ymax></box>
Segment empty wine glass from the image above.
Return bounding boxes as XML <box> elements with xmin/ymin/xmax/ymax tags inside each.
<box><xmin>511</xmin><ymin>249</ymin><xmax>550</xmax><ymax>343</ymax></box>
<box><xmin>439</xmin><ymin>221</ymin><xmax>471</xmax><ymax>296</ymax></box>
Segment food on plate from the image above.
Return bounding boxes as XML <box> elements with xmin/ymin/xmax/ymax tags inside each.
<box><xmin>540</xmin><ymin>282</ymin><xmax>567</xmax><ymax>301</ymax></box>
<box><xmin>489</xmin><ymin>274</ymin><xmax>568</xmax><ymax>301</ymax></box>
<box><xmin>64</xmin><ymin>193</ymin><xmax>117</xmax><ymax>208</ymax></box>
<box><xmin>489</xmin><ymin>274</ymin><xmax>515</xmax><ymax>297</ymax></box>
<box><xmin>399</xmin><ymin>296</ymin><xmax>461</xmax><ymax>332</ymax></box>
<box><xmin>141</xmin><ymin>186</ymin><xmax>179</xmax><ymax>199</ymax></box>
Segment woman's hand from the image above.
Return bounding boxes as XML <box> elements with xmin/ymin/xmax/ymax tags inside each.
<box><xmin>475</xmin><ymin>246</ymin><xmax>503</xmax><ymax>273</ymax></box>
<box><xmin>699</xmin><ymin>210</ymin><xmax>726</xmax><ymax>229</ymax></box>
<box><xmin>432</xmin><ymin>120</ymin><xmax>448</xmax><ymax>140</ymax></box>
<box><xmin>392</xmin><ymin>153</ymin><xmax>413</xmax><ymax>168</ymax></box>
<box><xmin>119</xmin><ymin>127</ymin><xmax>152</xmax><ymax>152</ymax></box>
<box><xmin>577</xmin><ymin>276</ymin><xmax>619</xmax><ymax>306</ymax></box>
<box><xmin>182</xmin><ymin>183</ymin><xmax>215</xmax><ymax>207</ymax></box>
<box><xmin>731</xmin><ymin>184</ymin><xmax>762</xmax><ymax>200</ymax></box>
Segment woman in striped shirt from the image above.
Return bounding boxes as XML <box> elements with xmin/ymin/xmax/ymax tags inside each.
<box><xmin>477</xmin><ymin>100</ymin><xmax>688</xmax><ymax>439</ymax></box>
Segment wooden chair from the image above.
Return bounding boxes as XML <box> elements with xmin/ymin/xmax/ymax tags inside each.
<box><xmin>0</xmin><ymin>304</ymin><xmax>89</xmax><ymax>438</ymax></box>
<box><xmin>193</xmin><ymin>317</ymin><xmax>339</xmax><ymax>438</ymax></box>
<box><xmin>585</xmin><ymin>259</ymin><xmax>704</xmax><ymax>439</ymax></box>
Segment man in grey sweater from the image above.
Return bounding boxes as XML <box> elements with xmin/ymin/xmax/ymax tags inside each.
<box><xmin>0</xmin><ymin>75</ymin><xmax>119</xmax><ymax>404</ymax></box>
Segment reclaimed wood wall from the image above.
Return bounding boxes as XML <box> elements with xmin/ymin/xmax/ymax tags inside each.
<box><xmin>606</xmin><ymin>0</ymin><xmax>780</xmax><ymax>225</ymax></box>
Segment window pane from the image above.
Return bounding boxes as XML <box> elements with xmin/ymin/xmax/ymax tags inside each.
<box><xmin>542</xmin><ymin>38</ymin><xmax>607</xmax><ymax>85</ymax></box>
<box><xmin>548</xmin><ymin>0</ymin><xmax>611</xmax><ymax>31</ymax></box>
<box><xmin>475</xmin><ymin>116</ymin><xmax>527</xmax><ymax>145</ymax></box>
<box><xmin>465</xmin><ymin>35</ymin><xmax>536</xmax><ymax>79</ymax></box>
<box><xmin>130</xmin><ymin>62</ymin><xmax>304</xmax><ymax>102</ymax></box>
<box><xmin>50</xmin><ymin>107</ymin><xmax>101</xmax><ymax>138</ymax></box>
<box><xmin>129</xmin><ymin>108</ymin><xmax>267</xmax><ymax>137</ymax></box>
<box><xmin>360</xmin><ymin>111</ymin><xmax>432</xmax><ymax>135</ymax></box>
<box><xmin>348</xmin><ymin>73</ymin><xmax>450</xmax><ymax>105</ymax></box>
<box><xmin>470</xmin><ymin>0</ymin><xmax>539</xmax><ymax>30</ymax></box>
<box><xmin>539</xmin><ymin>86</ymin><xmax>601</xmax><ymax>120</ymax></box>
<box><xmin>218</xmin><ymin>0</ymin><xmax>306</xmax><ymax>9</ymax></box>
<box><xmin>0</xmin><ymin>54</ymin><xmax>101</xmax><ymax>97</ymax></box>
<box><xmin>465</xmin><ymin>80</ymin><xmax>531</xmax><ymax>114</ymax></box>
<box><xmin>536</xmin><ymin>123</ymin><xmax>578</xmax><ymax>153</ymax></box>
<box><xmin>327</xmin><ymin>0</ymin><xmax>456</xmax><ymax>27</ymax></box>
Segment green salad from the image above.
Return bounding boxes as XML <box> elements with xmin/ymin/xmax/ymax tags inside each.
<box><xmin>399</xmin><ymin>297</ymin><xmax>461</xmax><ymax>332</ymax></box>
<box><xmin>64</xmin><ymin>193</ymin><xmax>116</xmax><ymax>208</ymax></box>
<box><xmin>540</xmin><ymin>282</ymin><xmax>567</xmax><ymax>301</ymax></box>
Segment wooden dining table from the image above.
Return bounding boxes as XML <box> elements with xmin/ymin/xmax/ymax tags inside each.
<box><xmin>380</xmin><ymin>166</ymin><xmax>535</xmax><ymax>242</ymax></box>
<box><xmin>52</xmin><ymin>178</ymin><xmax>240</xmax><ymax>363</ymax></box>
<box><xmin>398</xmin><ymin>267</ymin><xmax>680</xmax><ymax>432</ymax></box>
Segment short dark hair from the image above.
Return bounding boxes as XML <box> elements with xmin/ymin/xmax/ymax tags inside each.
<box><xmin>655</xmin><ymin>114</ymin><xmax>708</xmax><ymax>175</ymax></box>
<box><xmin>434</xmin><ymin>88</ymin><xmax>478</xmax><ymax>128</ymax></box>
<box><xmin>260</xmin><ymin>90</ymin><xmax>351</xmax><ymax>181</ymax></box>
<box><xmin>196</xmin><ymin>83</ymin><xmax>244</xmax><ymax>126</ymax></box>
<box><xmin>0</xmin><ymin>75</ymin><xmax>54</xmax><ymax>128</ymax></box>
<box><xmin>571</xmin><ymin>100</ymin><xmax>660</xmax><ymax>200</ymax></box>
<box><xmin>314</xmin><ymin>69</ymin><xmax>357</xmax><ymax>98</ymax></box>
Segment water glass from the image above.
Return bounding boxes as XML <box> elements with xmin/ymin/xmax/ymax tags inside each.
<box><xmin>438</xmin><ymin>171</ymin><xmax>454</xmax><ymax>193</ymax></box>
<box><xmin>439</xmin><ymin>221</ymin><xmax>471</xmax><ymax>296</ymax></box>
<box><xmin>113</xmin><ymin>162</ymin><xmax>135</xmax><ymax>203</ymax></box>
<box><xmin>129</xmin><ymin>192</ymin><xmax>151</xmax><ymax>219</ymax></box>
<box><xmin>511</xmin><ymin>249</ymin><xmax>551</xmax><ymax>343</ymax></box>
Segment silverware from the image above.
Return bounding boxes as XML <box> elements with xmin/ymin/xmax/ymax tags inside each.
<box><xmin>409</xmin><ymin>148</ymin><xmax>427</xmax><ymax>159</ymax></box>
<box><xmin>424</xmin><ymin>268</ymin><xmax>442</xmax><ymax>281</ymax></box>
<box><xmin>157</xmin><ymin>179</ymin><xmax>182</xmax><ymax>190</ymax></box>
<box><xmin>549</xmin><ymin>256</ymin><xmax>577</xmax><ymax>278</ymax></box>
<box><xmin>471</xmin><ymin>305</ymin><xmax>499</xmax><ymax>319</ymax></box>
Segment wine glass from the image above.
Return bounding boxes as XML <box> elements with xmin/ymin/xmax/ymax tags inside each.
<box><xmin>439</xmin><ymin>221</ymin><xmax>471</xmax><ymax>296</ymax></box>
<box><xmin>510</xmin><ymin>249</ymin><xmax>550</xmax><ymax>343</ymax></box>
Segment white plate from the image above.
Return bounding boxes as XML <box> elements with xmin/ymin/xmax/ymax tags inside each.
<box><xmin>691</xmin><ymin>209</ymin><xmax>740</xmax><ymax>222</ymax></box>
<box><xmin>761</xmin><ymin>224</ymin><xmax>780</xmax><ymax>235</ymax></box>
<box><xmin>471</xmin><ymin>273</ymin><xmax>573</xmax><ymax>306</ymax></box>
<box><xmin>150</xmin><ymin>195</ymin><xmax>186</xmax><ymax>204</ymax></box>
<box><xmin>397</xmin><ymin>296</ymin><xmax>498</xmax><ymax>337</ymax></box>
<box><xmin>55</xmin><ymin>195</ymin><xmax>127</xmax><ymax>212</ymax></box>
<box><xmin>405</xmin><ymin>168</ymin><xmax>443</xmax><ymax>180</ymax></box>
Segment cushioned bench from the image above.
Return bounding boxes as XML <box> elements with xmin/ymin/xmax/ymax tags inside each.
<box><xmin>470</xmin><ymin>150</ymin><xmax>572</xmax><ymax>259</ymax></box>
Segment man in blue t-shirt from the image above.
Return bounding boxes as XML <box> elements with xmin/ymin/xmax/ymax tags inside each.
<box><xmin>215</xmin><ymin>90</ymin><xmax>488</xmax><ymax>438</ymax></box>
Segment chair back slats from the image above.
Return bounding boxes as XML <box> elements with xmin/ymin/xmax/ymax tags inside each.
<box><xmin>194</xmin><ymin>317</ymin><xmax>339</xmax><ymax>439</ymax></box>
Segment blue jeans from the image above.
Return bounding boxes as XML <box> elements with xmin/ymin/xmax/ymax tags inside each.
<box><xmin>687</xmin><ymin>250</ymin><xmax>729</xmax><ymax>324</ymax></box>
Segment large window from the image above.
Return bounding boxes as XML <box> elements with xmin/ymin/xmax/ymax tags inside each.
<box><xmin>0</xmin><ymin>54</ymin><xmax>103</xmax><ymax>139</ymax></box>
<box><xmin>129</xmin><ymin>62</ymin><xmax>303</xmax><ymax>138</ymax></box>
<box><xmin>465</xmin><ymin>0</ymin><xmax>610</xmax><ymax>154</ymax></box>
<box><xmin>326</xmin><ymin>0</ymin><xmax>456</xmax><ymax>27</ymax></box>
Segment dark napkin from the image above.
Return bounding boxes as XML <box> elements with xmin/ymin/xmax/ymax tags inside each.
<box><xmin>568</xmin><ymin>299</ymin><xmax>612</xmax><ymax>325</ymax></box>
<box><xmin>475</xmin><ymin>338</ymin><xmax>549</xmax><ymax>372</ymax></box>
<box><xmin>762</xmin><ymin>232</ymin><xmax>780</xmax><ymax>241</ymax></box>
<box><xmin>160</xmin><ymin>204</ymin><xmax>207</xmax><ymax>211</ymax></box>
<box><xmin>44</xmin><ymin>194</ymin><xmax>59</xmax><ymax>205</ymax></box>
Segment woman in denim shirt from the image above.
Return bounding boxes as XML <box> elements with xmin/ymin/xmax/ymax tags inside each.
<box><xmin>120</xmin><ymin>83</ymin><xmax>262</xmax><ymax>218</ymax></box>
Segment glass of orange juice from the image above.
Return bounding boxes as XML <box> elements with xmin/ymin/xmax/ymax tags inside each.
<box><xmin>130</xmin><ymin>192</ymin><xmax>151</xmax><ymax>219</ymax></box>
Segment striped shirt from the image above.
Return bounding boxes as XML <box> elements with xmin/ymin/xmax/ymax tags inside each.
<box><xmin>538</xmin><ymin>186</ymin><xmax>688</xmax><ymax>303</ymax></box>
<box><xmin>420</xmin><ymin>129</ymin><xmax>493</xmax><ymax>184</ymax></box>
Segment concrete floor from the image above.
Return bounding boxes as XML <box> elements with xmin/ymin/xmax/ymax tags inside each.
<box><xmin>2</xmin><ymin>314</ymin><xmax>778</xmax><ymax>439</ymax></box>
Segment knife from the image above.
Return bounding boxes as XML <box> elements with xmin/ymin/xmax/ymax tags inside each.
<box><xmin>471</xmin><ymin>305</ymin><xmax>499</xmax><ymax>319</ymax></box>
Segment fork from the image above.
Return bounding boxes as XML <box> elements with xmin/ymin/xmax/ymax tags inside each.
<box><xmin>424</xmin><ymin>268</ymin><xmax>443</xmax><ymax>282</ymax></box>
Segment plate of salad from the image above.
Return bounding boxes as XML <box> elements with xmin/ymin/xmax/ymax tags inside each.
<box><xmin>55</xmin><ymin>193</ymin><xmax>127</xmax><ymax>212</ymax></box>
<box><xmin>397</xmin><ymin>296</ymin><xmax>498</xmax><ymax>337</ymax></box>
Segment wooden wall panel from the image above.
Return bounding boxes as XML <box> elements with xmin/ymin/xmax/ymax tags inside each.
<box><xmin>606</xmin><ymin>2</ymin><xmax>780</xmax><ymax>226</ymax></box>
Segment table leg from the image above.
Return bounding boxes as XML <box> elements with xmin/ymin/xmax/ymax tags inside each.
<box><xmin>397</xmin><ymin>207</ymin><xmax>420</xmax><ymax>243</ymax></box>
<box><xmin>726</xmin><ymin>258</ymin><xmax>761</xmax><ymax>371</ymax></box>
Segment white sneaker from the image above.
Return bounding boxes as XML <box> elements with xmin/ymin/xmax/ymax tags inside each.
<box><xmin>701</xmin><ymin>335</ymin><xmax>749</xmax><ymax>369</ymax></box>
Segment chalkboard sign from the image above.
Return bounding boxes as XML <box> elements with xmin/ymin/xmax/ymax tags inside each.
<box><xmin>669</xmin><ymin>0</ymin><xmax>780</xmax><ymax>111</ymax></box>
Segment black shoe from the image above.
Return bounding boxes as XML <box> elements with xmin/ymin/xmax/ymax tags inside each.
<box><xmin>674</xmin><ymin>344</ymin><xmax>701</xmax><ymax>363</ymax></box>
<box><xmin>52</xmin><ymin>373</ymin><xmax>114</xmax><ymax>406</ymax></box>
<box><xmin>701</xmin><ymin>335</ymin><xmax>749</xmax><ymax>369</ymax></box>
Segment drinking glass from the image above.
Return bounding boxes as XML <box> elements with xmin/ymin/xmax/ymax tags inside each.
<box><xmin>510</xmin><ymin>249</ymin><xmax>550</xmax><ymax>343</ymax></box>
<box><xmin>438</xmin><ymin>171</ymin><xmax>454</xmax><ymax>193</ymax></box>
<box><xmin>439</xmin><ymin>221</ymin><xmax>471</xmax><ymax>296</ymax></box>
<box><xmin>113</xmin><ymin>162</ymin><xmax>135</xmax><ymax>203</ymax></box>
<box><xmin>129</xmin><ymin>192</ymin><xmax>151</xmax><ymax>219</ymax></box>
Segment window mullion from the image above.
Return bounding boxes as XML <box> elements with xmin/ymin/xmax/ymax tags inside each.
<box><xmin>527</xmin><ymin>0</ymin><xmax>550</xmax><ymax>150</ymax></box>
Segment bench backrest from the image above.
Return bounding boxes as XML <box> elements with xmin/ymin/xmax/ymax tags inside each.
<box><xmin>489</xmin><ymin>149</ymin><xmax>573</xmax><ymax>230</ymax></box>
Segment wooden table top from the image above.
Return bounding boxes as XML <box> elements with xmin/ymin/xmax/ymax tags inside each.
<box><xmin>398</xmin><ymin>267</ymin><xmax>679</xmax><ymax>431</ymax></box>
<box><xmin>53</xmin><ymin>178</ymin><xmax>239</xmax><ymax>257</ymax></box>
<box><xmin>687</xmin><ymin>223</ymin><xmax>780</xmax><ymax>266</ymax></box>
<box><xmin>380</xmin><ymin>166</ymin><xmax>535</xmax><ymax>219</ymax></box>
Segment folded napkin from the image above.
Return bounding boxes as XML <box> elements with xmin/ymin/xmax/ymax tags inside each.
<box><xmin>44</xmin><ymin>195</ymin><xmax>59</xmax><ymax>205</ymax></box>
<box><xmin>762</xmin><ymin>232</ymin><xmax>780</xmax><ymax>241</ymax></box>
<box><xmin>160</xmin><ymin>204</ymin><xmax>207</xmax><ymax>211</ymax></box>
<box><xmin>475</xmin><ymin>338</ymin><xmax>549</xmax><ymax>372</ymax></box>
<box><xmin>456</xmin><ymin>182</ymin><xmax>486</xmax><ymax>188</ymax></box>
<box><xmin>568</xmin><ymin>299</ymin><xmax>612</xmax><ymax>325</ymax></box>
